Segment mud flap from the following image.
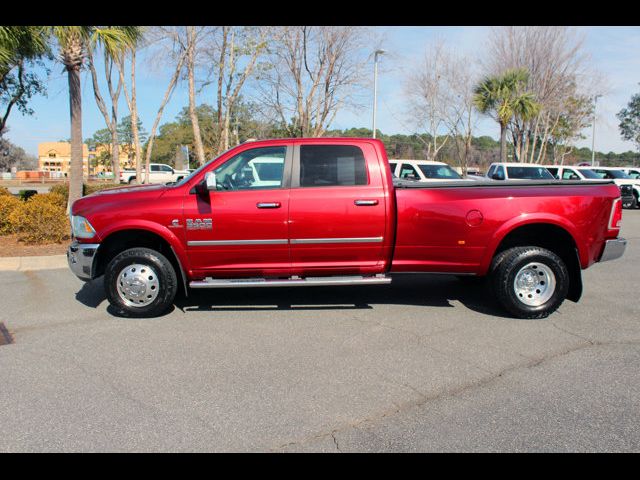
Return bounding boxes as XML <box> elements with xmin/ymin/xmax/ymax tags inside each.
<box><xmin>567</xmin><ymin>247</ymin><xmax>583</xmax><ymax>303</ymax></box>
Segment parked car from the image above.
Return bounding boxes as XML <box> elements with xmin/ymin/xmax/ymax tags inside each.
<box><xmin>544</xmin><ymin>165</ymin><xmax>636</xmax><ymax>209</ymax></box>
<box><xmin>119</xmin><ymin>163</ymin><xmax>190</xmax><ymax>184</ymax></box>
<box><xmin>388</xmin><ymin>159</ymin><xmax>464</xmax><ymax>182</ymax></box>
<box><xmin>486</xmin><ymin>162</ymin><xmax>555</xmax><ymax>181</ymax></box>
<box><xmin>585</xmin><ymin>167</ymin><xmax>639</xmax><ymax>209</ymax></box>
<box><xmin>68</xmin><ymin>138</ymin><xmax>625</xmax><ymax>319</ymax></box>
<box><xmin>613</xmin><ymin>167</ymin><xmax>640</xmax><ymax>208</ymax></box>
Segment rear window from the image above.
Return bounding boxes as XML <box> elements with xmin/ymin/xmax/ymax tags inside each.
<box><xmin>300</xmin><ymin>145</ymin><xmax>368</xmax><ymax>187</ymax></box>
<box><xmin>417</xmin><ymin>164</ymin><xmax>461</xmax><ymax>179</ymax></box>
<box><xmin>506</xmin><ymin>166</ymin><xmax>554</xmax><ymax>180</ymax></box>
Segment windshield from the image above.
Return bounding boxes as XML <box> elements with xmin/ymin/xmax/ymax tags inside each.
<box><xmin>174</xmin><ymin>147</ymin><xmax>237</xmax><ymax>187</ymax></box>
<box><xmin>417</xmin><ymin>164</ymin><xmax>462</xmax><ymax>179</ymax></box>
<box><xmin>593</xmin><ymin>169</ymin><xmax>631</xmax><ymax>179</ymax></box>
<box><xmin>506</xmin><ymin>166</ymin><xmax>554</xmax><ymax>180</ymax></box>
<box><xmin>576</xmin><ymin>168</ymin><xmax>600</xmax><ymax>179</ymax></box>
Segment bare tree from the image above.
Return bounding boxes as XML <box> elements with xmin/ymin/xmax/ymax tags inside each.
<box><xmin>87</xmin><ymin>46</ymin><xmax>122</xmax><ymax>182</ymax></box>
<box><xmin>141</xmin><ymin>53</ymin><xmax>186</xmax><ymax>181</ymax></box>
<box><xmin>117</xmin><ymin>49</ymin><xmax>145</xmax><ymax>181</ymax></box>
<box><xmin>157</xmin><ymin>26</ymin><xmax>213</xmax><ymax>166</ymax></box>
<box><xmin>444</xmin><ymin>55</ymin><xmax>479</xmax><ymax>176</ymax></box>
<box><xmin>258</xmin><ymin>26</ymin><xmax>369</xmax><ymax>138</ymax></box>
<box><xmin>404</xmin><ymin>41</ymin><xmax>479</xmax><ymax>168</ymax></box>
<box><xmin>201</xmin><ymin>26</ymin><xmax>268</xmax><ymax>155</ymax></box>
<box><xmin>484</xmin><ymin>26</ymin><xmax>601</xmax><ymax>163</ymax></box>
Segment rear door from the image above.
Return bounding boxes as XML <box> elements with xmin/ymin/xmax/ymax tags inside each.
<box><xmin>288</xmin><ymin>142</ymin><xmax>387</xmax><ymax>276</ymax></box>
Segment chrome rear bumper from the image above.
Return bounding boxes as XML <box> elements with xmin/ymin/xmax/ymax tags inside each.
<box><xmin>599</xmin><ymin>238</ymin><xmax>627</xmax><ymax>263</ymax></box>
<box><xmin>67</xmin><ymin>242</ymin><xmax>100</xmax><ymax>280</ymax></box>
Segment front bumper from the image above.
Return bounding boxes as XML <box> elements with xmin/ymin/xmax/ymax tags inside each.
<box><xmin>621</xmin><ymin>194</ymin><xmax>635</xmax><ymax>209</ymax></box>
<box><xmin>67</xmin><ymin>241</ymin><xmax>100</xmax><ymax>280</ymax></box>
<box><xmin>599</xmin><ymin>238</ymin><xmax>627</xmax><ymax>263</ymax></box>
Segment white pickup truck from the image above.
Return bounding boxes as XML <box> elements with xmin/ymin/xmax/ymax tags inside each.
<box><xmin>120</xmin><ymin>163</ymin><xmax>190</xmax><ymax>185</ymax></box>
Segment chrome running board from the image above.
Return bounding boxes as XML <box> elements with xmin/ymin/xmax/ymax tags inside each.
<box><xmin>189</xmin><ymin>274</ymin><xmax>391</xmax><ymax>289</ymax></box>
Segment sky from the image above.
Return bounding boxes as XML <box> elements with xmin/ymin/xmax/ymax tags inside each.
<box><xmin>5</xmin><ymin>26</ymin><xmax>640</xmax><ymax>157</ymax></box>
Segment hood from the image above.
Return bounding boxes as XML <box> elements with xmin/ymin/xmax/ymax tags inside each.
<box><xmin>71</xmin><ymin>183</ymin><xmax>169</xmax><ymax>216</ymax></box>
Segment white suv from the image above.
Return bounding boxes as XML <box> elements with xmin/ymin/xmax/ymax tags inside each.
<box><xmin>588</xmin><ymin>167</ymin><xmax>639</xmax><ymax>209</ymax></box>
<box><xmin>543</xmin><ymin>165</ymin><xmax>635</xmax><ymax>208</ymax></box>
<box><xmin>388</xmin><ymin>160</ymin><xmax>464</xmax><ymax>181</ymax></box>
<box><xmin>486</xmin><ymin>162</ymin><xmax>555</xmax><ymax>181</ymax></box>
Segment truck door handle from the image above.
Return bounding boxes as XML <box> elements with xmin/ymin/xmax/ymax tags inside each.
<box><xmin>257</xmin><ymin>202</ymin><xmax>281</xmax><ymax>209</ymax></box>
<box><xmin>354</xmin><ymin>199</ymin><xmax>378</xmax><ymax>206</ymax></box>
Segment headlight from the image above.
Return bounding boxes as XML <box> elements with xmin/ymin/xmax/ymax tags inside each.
<box><xmin>71</xmin><ymin>215</ymin><xmax>96</xmax><ymax>239</ymax></box>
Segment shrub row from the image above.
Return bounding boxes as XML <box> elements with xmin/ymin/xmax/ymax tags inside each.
<box><xmin>0</xmin><ymin>183</ymin><xmax>116</xmax><ymax>245</ymax></box>
<box><xmin>0</xmin><ymin>192</ymin><xmax>70</xmax><ymax>244</ymax></box>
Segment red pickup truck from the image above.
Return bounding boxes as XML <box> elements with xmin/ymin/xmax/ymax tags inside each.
<box><xmin>68</xmin><ymin>138</ymin><xmax>626</xmax><ymax>319</ymax></box>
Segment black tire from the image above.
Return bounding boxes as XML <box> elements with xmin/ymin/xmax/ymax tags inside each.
<box><xmin>491</xmin><ymin>246</ymin><xmax>569</xmax><ymax>319</ymax></box>
<box><xmin>105</xmin><ymin>247</ymin><xmax>177</xmax><ymax>318</ymax></box>
<box><xmin>128</xmin><ymin>177</ymin><xmax>136</xmax><ymax>184</ymax></box>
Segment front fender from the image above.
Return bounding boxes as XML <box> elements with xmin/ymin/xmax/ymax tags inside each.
<box><xmin>98</xmin><ymin>220</ymin><xmax>190</xmax><ymax>275</ymax></box>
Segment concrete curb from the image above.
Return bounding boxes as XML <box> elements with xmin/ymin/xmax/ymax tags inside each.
<box><xmin>0</xmin><ymin>254</ymin><xmax>67</xmax><ymax>272</ymax></box>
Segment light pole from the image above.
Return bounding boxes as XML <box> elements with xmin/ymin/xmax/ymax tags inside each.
<box><xmin>372</xmin><ymin>49</ymin><xmax>385</xmax><ymax>139</ymax></box>
<box><xmin>591</xmin><ymin>94</ymin><xmax>602</xmax><ymax>166</ymax></box>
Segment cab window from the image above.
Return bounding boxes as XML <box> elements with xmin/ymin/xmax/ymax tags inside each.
<box><xmin>299</xmin><ymin>145</ymin><xmax>368</xmax><ymax>187</ymax></box>
<box><xmin>213</xmin><ymin>146</ymin><xmax>286</xmax><ymax>191</ymax></box>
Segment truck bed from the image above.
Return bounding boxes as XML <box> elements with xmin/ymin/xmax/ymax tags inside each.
<box><xmin>391</xmin><ymin>179</ymin><xmax>621</xmax><ymax>275</ymax></box>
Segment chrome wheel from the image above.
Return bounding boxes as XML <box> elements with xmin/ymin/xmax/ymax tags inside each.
<box><xmin>116</xmin><ymin>263</ymin><xmax>160</xmax><ymax>308</ymax></box>
<box><xmin>513</xmin><ymin>262</ymin><xmax>556</xmax><ymax>307</ymax></box>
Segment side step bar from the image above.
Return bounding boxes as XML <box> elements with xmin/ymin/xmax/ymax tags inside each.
<box><xmin>189</xmin><ymin>274</ymin><xmax>391</xmax><ymax>289</ymax></box>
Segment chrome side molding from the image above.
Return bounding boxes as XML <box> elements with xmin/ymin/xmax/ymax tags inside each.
<box><xmin>290</xmin><ymin>237</ymin><xmax>383</xmax><ymax>244</ymax></box>
<box><xmin>189</xmin><ymin>274</ymin><xmax>391</xmax><ymax>289</ymax></box>
<box><xmin>188</xmin><ymin>237</ymin><xmax>384</xmax><ymax>247</ymax></box>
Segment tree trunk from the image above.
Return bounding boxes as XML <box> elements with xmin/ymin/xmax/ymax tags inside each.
<box><xmin>128</xmin><ymin>52</ymin><xmax>144</xmax><ymax>183</ymax></box>
<box><xmin>67</xmin><ymin>66</ymin><xmax>83</xmax><ymax>212</ymax></box>
<box><xmin>187</xmin><ymin>27</ymin><xmax>206</xmax><ymax>166</ymax></box>
<box><xmin>111</xmin><ymin>128</ymin><xmax>120</xmax><ymax>183</ymax></box>
<box><xmin>499</xmin><ymin>123</ymin><xmax>507</xmax><ymax>163</ymax></box>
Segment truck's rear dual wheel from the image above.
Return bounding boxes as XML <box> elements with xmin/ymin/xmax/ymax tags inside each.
<box><xmin>491</xmin><ymin>246</ymin><xmax>569</xmax><ymax>319</ymax></box>
<box><xmin>105</xmin><ymin>247</ymin><xmax>177</xmax><ymax>317</ymax></box>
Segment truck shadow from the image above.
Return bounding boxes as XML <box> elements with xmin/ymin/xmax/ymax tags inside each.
<box><xmin>175</xmin><ymin>274</ymin><xmax>512</xmax><ymax>319</ymax></box>
<box><xmin>74</xmin><ymin>274</ymin><xmax>512</xmax><ymax>319</ymax></box>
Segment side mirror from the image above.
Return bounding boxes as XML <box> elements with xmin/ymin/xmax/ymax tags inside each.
<box><xmin>491</xmin><ymin>173</ymin><xmax>503</xmax><ymax>180</ymax></box>
<box><xmin>205</xmin><ymin>171</ymin><xmax>217</xmax><ymax>190</ymax></box>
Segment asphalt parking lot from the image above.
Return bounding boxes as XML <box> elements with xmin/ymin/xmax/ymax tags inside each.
<box><xmin>1</xmin><ymin>211</ymin><xmax>639</xmax><ymax>452</ymax></box>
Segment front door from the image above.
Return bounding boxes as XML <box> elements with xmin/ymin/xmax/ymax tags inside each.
<box><xmin>183</xmin><ymin>145</ymin><xmax>293</xmax><ymax>278</ymax></box>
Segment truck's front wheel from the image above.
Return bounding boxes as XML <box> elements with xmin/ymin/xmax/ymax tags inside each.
<box><xmin>491</xmin><ymin>246</ymin><xmax>569</xmax><ymax>319</ymax></box>
<box><xmin>105</xmin><ymin>247</ymin><xmax>177</xmax><ymax>317</ymax></box>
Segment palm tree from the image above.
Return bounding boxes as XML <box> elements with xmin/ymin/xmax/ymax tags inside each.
<box><xmin>50</xmin><ymin>26</ymin><xmax>140</xmax><ymax>212</ymax></box>
<box><xmin>474</xmin><ymin>68</ymin><xmax>539</xmax><ymax>163</ymax></box>
<box><xmin>0</xmin><ymin>27</ymin><xmax>50</xmax><ymax>136</ymax></box>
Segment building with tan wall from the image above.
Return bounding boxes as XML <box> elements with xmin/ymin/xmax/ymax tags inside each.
<box><xmin>38</xmin><ymin>142</ymin><xmax>132</xmax><ymax>177</ymax></box>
